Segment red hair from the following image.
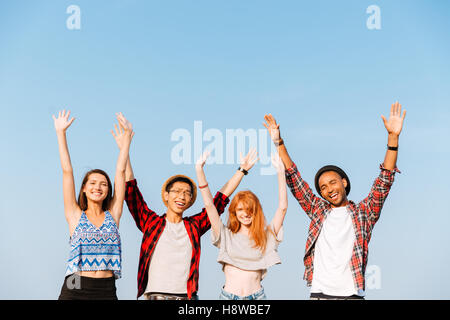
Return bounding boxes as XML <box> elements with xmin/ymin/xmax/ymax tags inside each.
<box><xmin>227</xmin><ymin>190</ymin><xmax>270</xmax><ymax>253</ymax></box>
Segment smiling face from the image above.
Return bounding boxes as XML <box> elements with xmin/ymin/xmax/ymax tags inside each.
<box><xmin>83</xmin><ymin>173</ymin><xmax>109</xmax><ymax>203</ymax></box>
<box><xmin>318</xmin><ymin>171</ymin><xmax>349</xmax><ymax>208</ymax></box>
<box><xmin>235</xmin><ymin>201</ymin><xmax>253</xmax><ymax>227</ymax></box>
<box><xmin>164</xmin><ymin>181</ymin><xmax>193</xmax><ymax>215</ymax></box>
<box><xmin>78</xmin><ymin>169</ymin><xmax>113</xmax><ymax>211</ymax></box>
<box><xmin>228</xmin><ymin>191</ymin><xmax>268</xmax><ymax>251</ymax></box>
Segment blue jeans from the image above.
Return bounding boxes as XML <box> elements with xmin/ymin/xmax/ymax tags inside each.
<box><xmin>219</xmin><ymin>287</ymin><xmax>267</xmax><ymax>300</ymax></box>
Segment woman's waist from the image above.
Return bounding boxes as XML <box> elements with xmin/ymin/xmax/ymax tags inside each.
<box><xmin>76</xmin><ymin>270</ymin><xmax>115</xmax><ymax>279</ymax></box>
<box><xmin>223</xmin><ymin>264</ymin><xmax>262</xmax><ymax>295</ymax></box>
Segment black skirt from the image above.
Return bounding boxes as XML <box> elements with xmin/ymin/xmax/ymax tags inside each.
<box><xmin>58</xmin><ymin>274</ymin><xmax>118</xmax><ymax>300</ymax></box>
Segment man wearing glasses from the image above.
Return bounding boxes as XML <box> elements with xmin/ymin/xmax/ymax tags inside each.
<box><xmin>124</xmin><ymin>152</ymin><xmax>256</xmax><ymax>300</ymax></box>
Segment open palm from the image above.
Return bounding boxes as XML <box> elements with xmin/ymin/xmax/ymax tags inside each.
<box><xmin>381</xmin><ymin>102</ymin><xmax>406</xmax><ymax>136</ymax></box>
<box><xmin>111</xmin><ymin>113</ymin><xmax>134</xmax><ymax>150</ymax></box>
<box><xmin>263</xmin><ymin>114</ymin><xmax>281</xmax><ymax>142</ymax></box>
<box><xmin>52</xmin><ymin>110</ymin><xmax>75</xmax><ymax>132</ymax></box>
<box><xmin>239</xmin><ymin>148</ymin><xmax>259</xmax><ymax>171</ymax></box>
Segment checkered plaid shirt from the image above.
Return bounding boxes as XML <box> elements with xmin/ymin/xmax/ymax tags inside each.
<box><xmin>285</xmin><ymin>163</ymin><xmax>399</xmax><ymax>292</ymax></box>
<box><xmin>125</xmin><ymin>179</ymin><xmax>230</xmax><ymax>299</ymax></box>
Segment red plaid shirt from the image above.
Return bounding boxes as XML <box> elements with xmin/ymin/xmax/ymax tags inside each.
<box><xmin>125</xmin><ymin>179</ymin><xmax>230</xmax><ymax>299</ymax></box>
<box><xmin>285</xmin><ymin>163</ymin><xmax>399</xmax><ymax>292</ymax></box>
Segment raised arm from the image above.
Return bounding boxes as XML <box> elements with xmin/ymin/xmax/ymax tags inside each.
<box><xmin>264</xmin><ymin>114</ymin><xmax>324</xmax><ymax>219</ymax></box>
<box><xmin>109</xmin><ymin>112</ymin><xmax>134</xmax><ymax>225</ymax></box>
<box><xmin>263</xmin><ymin>114</ymin><xmax>294</xmax><ymax>170</ymax></box>
<box><xmin>270</xmin><ymin>153</ymin><xmax>288</xmax><ymax>236</ymax></box>
<box><xmin>53</xmin><ymin>110</ymin><xmax>81</xmax><ymax>229</ymax></box>
<box><xmin>360</xmin><ymin>102</ymin><xmax>406</xmax><ymax>226</ymax></box>
<box><xmin>114</xmin><ymin>113</ymin><xmax>136</xmax><ymax>182</ymax></box>
<box><xmin>219</xmin><ymin>148</ymin><xmax>259</xmax><ymax>197</ymax></box>
<box><xmin>381</xmin><ymin>102</ymin><xmax>406</xmax><ymax>170</ymax></box>
<box><xmin>125</xmin><ymin>156</ymin><xmax>135</xmax><ymax>182</ymax></box>
<box><xmin>195</xmin><ymin>151</ymin><xmax>222</xmax><ymax>238</ymax></box>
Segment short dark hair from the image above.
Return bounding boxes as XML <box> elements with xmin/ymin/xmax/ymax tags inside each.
<box><xmin>165</xmin><ymin>177</ymin><xmax>193</xmax><ymax>193</ymax></box>
<box><xmin>77</xmin><ymin>169</ymin><xmax>113</xmax><ymax>211</ymax></box>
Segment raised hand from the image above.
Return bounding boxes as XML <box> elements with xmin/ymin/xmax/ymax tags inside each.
<box><xmin>381</xmin><ymin>102</ymin><xmax>406</xmax><ymax>137</ymax></box>
<box><xmin>116</xmin><ymin>112</ymin><xmax>133</xmax><ymax>131</ymax></box>
<box><xmin>196</xmin><ymin>150</ymin><xmax>211</xmax><ymax>170</ymax></box>
<box><xmin>271</xmin><ymin>152</ymin><xmax>285</xmax><ymax>174</ymax></box>
<box><xmin>111</xmin><ymin>113</ymin><xmax>134</xmax><ymax>150</ymax></box>
<box><xmin>263</xmin><ymin>114</ymin><xmax>281</xmax><ymax>143</ymax></box>
<box><xmin>52</xmin><ymin>110</ymin><xmax>75</xmax><ymax>132</ymax></box>
<box><xmin>239</xmin><ymin>148</ymin><xmax>259</xmax><ymax>172</ymax></box>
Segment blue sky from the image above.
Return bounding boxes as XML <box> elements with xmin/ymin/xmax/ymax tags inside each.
<box><xmin>1</xmin><ymin>0</ymin><xmax>449</xmax><ymax>299</ymax></box>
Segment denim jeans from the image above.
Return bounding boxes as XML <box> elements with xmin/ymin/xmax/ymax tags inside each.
<box><xmin>219</xmin><ymin>287</ymin><xmax>267</xmax><ymax>300</ymax></box>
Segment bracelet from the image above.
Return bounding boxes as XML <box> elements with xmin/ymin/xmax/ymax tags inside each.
<box><xmin>199</xmin><ymin>183</ymin><xmax>209</xmax><ymax>189</ymax></box>
<box><xmin>238</xmin><ymin>167</ymin><xmax>249</xmax><ymax>175</ymax></box>
<box><xmin>387</xmin><ymin>145</ymin><xmax>398</xmax><ymax>151</ymax></box>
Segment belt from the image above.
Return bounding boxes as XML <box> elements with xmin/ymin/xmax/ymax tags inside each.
<box><xmin>310</xmin><ymin>292</ymin><xmax>365</xmax><ymax>300</ymax></box>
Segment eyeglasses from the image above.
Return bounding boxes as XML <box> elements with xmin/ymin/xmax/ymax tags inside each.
<box><xmin>169</xmin><ymin>189</ymin><xmax>193</xmax><ymax>199</ymax></box>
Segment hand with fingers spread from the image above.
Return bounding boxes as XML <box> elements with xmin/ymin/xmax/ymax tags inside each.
<box><xmin>239</xmin><ymin>148</ymin><xmax>259</xmax><ymax>172</ymax></box>
<box><xmin>263</xmin><ymin>114</ymin><xmax>281</xmax><ymax>144</ymax></box>
<box><xmin>111</xmin><ymin>112</ymin><xmax>135</xmax><ymax>150</ymax></box>
<box><xmin>381</xmin><ymin>102</ymin><xmax>406</xmax><ymax>137</ymax></box>
<box><xmin>53</xmin><ymin>110</ymin><xmax>75</xmax><ymax>133</ymax></box>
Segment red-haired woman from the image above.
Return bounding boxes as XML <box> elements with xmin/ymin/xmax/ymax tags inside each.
<box><xmin>195</xmin><ymin>149</ymin><xmax>288</xmax><ymax>300</ymax></box>
<box><xmin>53</xmin><ymin>110</ymin><xmax>134</xmax><ymax>300</ymax></box>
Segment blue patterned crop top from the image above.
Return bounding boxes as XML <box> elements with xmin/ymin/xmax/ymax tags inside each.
<box><xmin>66</xmin><ymin>211</ymin><xmax>122</xmax><ymax>279</ymax></box>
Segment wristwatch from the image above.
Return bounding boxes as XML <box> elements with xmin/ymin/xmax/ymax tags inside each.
<box><xmin>238</xmin><ymin>167</ymin><xmax>249</xmax><ymax>175</ymax></box>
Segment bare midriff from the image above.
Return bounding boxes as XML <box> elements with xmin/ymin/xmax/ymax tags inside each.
<box><xmin>223</xmin><ymin>264</ymin><xmax>262</xmax><ymax>297</ymax></box>
<box><xmin>77</xmin><ymin>270</ymin><xmax>114</xmax><ymax>278</ymax></box>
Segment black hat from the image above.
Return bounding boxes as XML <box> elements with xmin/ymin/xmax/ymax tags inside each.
<box><xmin>314</xmin><ymin>165</ymin><xmax>351</xmax><ymax>198</ymax></box>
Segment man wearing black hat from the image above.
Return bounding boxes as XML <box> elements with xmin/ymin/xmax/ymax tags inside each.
<box><xmin>263</xmin><ymin>102</ymin><xmax>406</xmax><ymax>300</ymax></box>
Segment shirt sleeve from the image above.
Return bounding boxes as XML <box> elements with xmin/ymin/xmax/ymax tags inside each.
<box><xmin>125</xmin><ymin>179</ymin><xmax>159</xmax><ymax>232</ymax></box>
<box><xmin>285</xmin><ymin>162</ymin><xmax>325</xmax><ymax>220</ymax></box>
<box><xmin>189</xmin><ymin>191</ymin><xmax>230</xmax><ymax>236</ymax></box>
<box><xmin>268</xmin><ymin>223</ymin><xmax>284</xmax><ymax>243</ymax></box>
<box><xmin>211</xmin><ymin>222</ymin><xmax>226</xmax><ymax>248</ymax></box>
<box><xmin>359</xmin><ymin>164</ymin><xmax>400</xmax><ymax>228</ymax></box>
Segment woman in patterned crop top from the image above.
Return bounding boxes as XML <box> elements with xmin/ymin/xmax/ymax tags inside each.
<box><xmin>53</xmin><ymin>110</ymin><xmax>134</xmax><ymax>300</ymax></box>
<box><xmin>195</xmin><ymin>149</ymin><xmax>288</xmax><ymax>300</ymax></box>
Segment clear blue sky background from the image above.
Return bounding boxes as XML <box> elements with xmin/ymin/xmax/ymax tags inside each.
<box><xmin>1</xmin><ymin>0</ymin><xmax>449</xmax><ymax>299</ymax></box>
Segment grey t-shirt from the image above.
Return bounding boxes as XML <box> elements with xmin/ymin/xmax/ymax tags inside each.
<box><xmin>211</xmin><ymin>222</ymin><xmax>283</xmax><ymax>279</ymax></box>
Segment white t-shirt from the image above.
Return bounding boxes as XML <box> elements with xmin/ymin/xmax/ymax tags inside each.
<box><xmin>145</xmin><ymin>219</ymin><xmax>192</xmax><ymax>294</ymax></box>
<box><xmin>311</xmin><ymin>206</ymin><xmax>364</xmax><ymax>297</ymax></box>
